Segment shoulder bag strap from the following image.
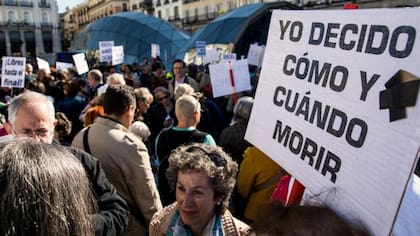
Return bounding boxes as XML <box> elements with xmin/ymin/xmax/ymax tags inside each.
<box><xmin>83</xmin><ymin>126</ymin><xmax>91</xmax><ymax>154</ymax></box>
<box><xmin>253</xmin><ymin>169</ymin><xmax>285</xmax><ymax>192</ymax></box>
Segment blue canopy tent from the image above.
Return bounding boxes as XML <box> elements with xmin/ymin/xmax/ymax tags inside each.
<box><xmin>176</xmin><ymin>2</ymin><xmax>300</xmax><ymax>64</ymax></box>
<box><xmin>70</xmin><ymin>12</ymin><xmax>190</xmax><ymax>67</ymax></box>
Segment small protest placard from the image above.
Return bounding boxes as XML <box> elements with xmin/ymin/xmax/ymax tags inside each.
<box><xmin>72</xmin><ymin>53</ymin><xmax>89</xmax><ymax>75</ymax></box>
<box><xmin>99</xmin><ymin>41</ymin><xmax>114</xmax><ymax>63</ymax></box>
<box><xmin>196</xmin><ymin>41</ymin><xmax>206</xmax><ymax>57</ymax></box>
<box><xmin>36</xmin><ymin>57</ymin><xmax>51</xmax><ymax>74</ymax></box>
<box><xmin>1</xmin><ymin>57</ymin><xmax>26</xmax><ymax>88</ymax></box>
<box><xmin>209</xmin><ymin>59</ymin><xmax>251</xmax><ymax>97</ymax></box>
<box><xmin>56</xmin><ymin>61</ymin><xmax>74</xmax><ymax>71</ymax></box>
<box><xmin>112</xmin><ymin>46</ymin><xmax>124</xmax><ymax>66</ymax></box>
<box><xmin>247</xmin><ymin>43</ymin><xmax>265</xmax><ymax>67</ymax></box>
<box><xmin>151</xmin><ymin>43</ymin><xmax>160</xmax><ymax>58</ymax></box>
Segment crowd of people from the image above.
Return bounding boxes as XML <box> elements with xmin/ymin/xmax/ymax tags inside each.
<box><xmin>0</xmin><ymin>57</ymin><xmax>370</xmax><ymax>235</ymax></box>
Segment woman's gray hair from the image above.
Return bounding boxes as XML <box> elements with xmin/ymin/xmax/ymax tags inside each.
<box><xmin>166</xmin><ymin>143</ymin><xmax>238</xmax><ymax>213</ymax></box>
<box><xmin>0</xmin><ymin>139</ymin><xmax>96</xmax><ymax>235</ymax></box>
<box><xmin>232</xmin><ymin>96</ymin><xmax>254</xmax><ymax>123</ymax></box>
<box><xmin>8</xmin><ymin>91</ymin><xmax>55</xmax><ymax>127</ymax></box>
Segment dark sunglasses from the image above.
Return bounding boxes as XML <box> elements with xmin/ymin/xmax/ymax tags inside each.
<box><xmin>158</xmin><ymin>95</ymin><xmax>169</xmax><ymax>101</ymax></box>
<box><xmin>185</xmin><ymin>146</ymin><xmax>227</xmax><ymax>167</ymax></box>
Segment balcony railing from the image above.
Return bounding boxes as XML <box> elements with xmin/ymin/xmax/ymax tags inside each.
<box><xmin>39</xmin><ymin>2</ymin><xmax>51</xmax><ymax>8</ymax></box>
<box><xmin>5</xmin><ymin>0</ymin><xmax>19</xmax><ymax>6</ymax></box>
<box><xmin>20</xmin><ymin>1</ymin><xmax>33</xmax><ymax>7</ymax></box>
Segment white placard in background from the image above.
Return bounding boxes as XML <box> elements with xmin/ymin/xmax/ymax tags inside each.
<box><xmin>56</xmin><ymin>61</ymin><xmax>74</xmax><ymax>71</ymax></box>
<box><xmin>209</xmin><ymin>59</ymin><xmax>251</xmax><ymax>98</ymax></box>
<box><xmin>72</xmin><ymin>53</ymin><xmax>89</xmax><ymax>75</ymax></box>
<box><xmin>112</xmin><ymin>46</ymin><xmax>124</xmax><ymax>66</ymax></box>
<box><xmin>203</xmin><ymin>48</ymin><xmax>219</xmax><ymax>64</ymax></box>
<box><xmin>99</xmin><ymin>41</ymin><xmax>114</xmax><ymax>63</ymax></box>
<box><xmin>247</xmin><ymin>43</ymin><xmax>265</xmax><ymax>67</ymax></box>
<box><xmin>246</xmin><ymin>9</ymin><xmax>420</xmax><ymax>236</ymax></box>
<box><xmin>36</xmin><ymin>57</ymin><xmax>51</xmax><ymax>74</ymax></box>
<box><xmin>151</xmin><ymin>43</ymin><xmax>160</xmax><ymax>58</ymax></box>
<box><xmin>1</xmin><ymin>57</ymin><xmax>26</xmax><ymax>88</ymax></box>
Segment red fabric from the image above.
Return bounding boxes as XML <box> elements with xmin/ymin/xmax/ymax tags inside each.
<box><xmin>270</xmin><ymin>175</ymin><xmax>305</xmax><ymax>206</ymax></box>
<box><xmin>0</xmin><ymin>126</ymin><xmax>8</xmax><ymax>137</ymax></box>
<box><xmin>344</xmin><ymin>3</ymin><xmax>359</xmax><ymax>9</ymax></box>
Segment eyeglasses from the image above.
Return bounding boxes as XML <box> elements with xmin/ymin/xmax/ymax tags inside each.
<box><xmin>13</xmin><ymin>128</ymin><xmax>51</xmax><ymax>138</ymax></box>
<box><xmin>157</xmin><ymin>95</ymin><xmax>169</xmax><ymax>101</ymax></box>
<box><xmin>185</xmin><ymin>146</ymin><xmax>227</xmax><ymax>167</ymax></box>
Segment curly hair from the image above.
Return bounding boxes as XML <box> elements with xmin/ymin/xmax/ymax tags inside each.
<box><xmin>166</xmin><ymin>143</ymin><xmax>238</xmax><ymax>213</ymax></box>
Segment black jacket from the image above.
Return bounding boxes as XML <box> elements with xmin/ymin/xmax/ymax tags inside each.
<box><xmin>62</xmin><ymin>144</ymin><xmax>129</xmax><ymax>236</ymax></box>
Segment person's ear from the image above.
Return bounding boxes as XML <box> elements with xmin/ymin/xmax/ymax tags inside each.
<box><xmin>3</xmin><ymin>122</ymin><xmax>13</xmax><ymax>134</ymax></box>
<box><xmin>53</xmin><ymin>119</ymin><xmax>58</xmax><ymax>128</ymax></box>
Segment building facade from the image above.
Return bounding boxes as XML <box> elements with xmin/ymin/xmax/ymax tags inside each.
<box><xmin>0</xmin><ymin>0</ymin><xmax>61</xmax><ymax>63</ymax></box>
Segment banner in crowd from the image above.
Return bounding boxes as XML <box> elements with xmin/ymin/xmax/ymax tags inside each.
<box><xmin>36</xmin><ymin>57</ymin><xmax>51</xmax><ymax>74</ymax></box>
<box><xmin>72</xmin><ymin>53</ymin><xmax>89</xmax><ymax>75</ymax></box>
<box><xmin>247</xmin><ymin>43</ymin><xmax>265</xmax><ymax>67</ymax></box>
<box><xmin>209</xmin><ymin>59</ymin><xmax>251</xmax><ymax>97</ymax></box>
<box><xmin>112</xmin><ymin>46</ymin><xmax>124</xmax><ymax>65</ymax></box>
<box><xmin>1</xmin><ymin>57</ymin><xmax>26</xmax><ymax>88</ymax></box>
<box><xmin>151</xmin><ymin>43</ymin><xmax>160</xmax><ymax>58</ymax></box>
<box><xmin>246</xmin><ymin>8</ymin><xmax>420</xmax><ymax>236</ymax></box>
<box><xmin>99</xmin><ymin>41</ymin><xmax>114</xmax><ymax>63</ymax></box>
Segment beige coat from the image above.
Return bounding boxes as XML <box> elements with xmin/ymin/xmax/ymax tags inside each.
<box><xmin>72</xmin><ymin>117</ymin><xmax>162</xmax><ymax>236</ymax></box>
<box><xmin>149</xmin><ymin>202</ymin><xmax>252</xmax><ymax>236</ymax></box>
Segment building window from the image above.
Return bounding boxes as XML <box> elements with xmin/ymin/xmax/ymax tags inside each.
<box><xmin>174</xmin><ymin>6</ymin><xmax>179</xmax><ymax>19</ymax></box>
<box><xmin>42</xmin><ymin>12</ymin><xmax>49</xmax><ymax>23</ymax></box>
<box><xmin>205</xmin><ymin>6</ymin><xmax>209</xmax><ymax>19</ymax></box>
<box><xmin>24</xmin><ymin>31</ymin><xmax>36</xmax><ymax>57</ymax></box>
<box><xmin>158</xmin><ymin>10</ymin><xmax>161</xmax><ymax>18</ymax></box>
<box><xmin>9</xmin><ymin>31</ymin><xmax>22</xmax><ymax>55</ymax></box>
<box><xmin>23</xmin><ymin>12</ymin><xmax>31</xmax><ymax>24</ymax></box>
<box><xmin>8</xmin><ymin>11</ymin><xmax>16</xmax><ymax>23</ymax></box>
<box><xmin>194</xmin><ymin>8</ymin><xmax>198</xmax><ymax>21</ymax></box>
<box><xmin>0</xmin><ymin>31</ymin><xmax>6</xmax><ymax>56</ymax></box>
<box><xmin>42</xmin><ymin>31</ymin><xmax>52</xmax><ymax>53</ymax></box>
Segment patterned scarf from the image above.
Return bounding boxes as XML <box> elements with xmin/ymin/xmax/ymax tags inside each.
<box><xmin>166</xmin><ymin>209</ymin><xmax>224</xmax><ymax>236</ymax></box>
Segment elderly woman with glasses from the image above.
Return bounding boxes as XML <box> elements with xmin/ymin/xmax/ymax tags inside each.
<box><xmin>149</xmin><ymin>143</ymin><xmax>252</xmax><ymax>236</ymax></box>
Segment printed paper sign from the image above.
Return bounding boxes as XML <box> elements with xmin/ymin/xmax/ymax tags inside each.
<box><xmin>1</xmin><ymin>57</ymin><xmax>25</xmax><ymax>88</ymax></box>
<box><xmin>56</xmin><ymin>61</ymin><xmax>74</xmax><ymax>71</ymax></box>
<box><xmin>99</xmin><ymin>41</ymin><xmax>114</xmax><ymax>62</ymax></box>
<box><xmin>247</xmin><ymin>43</ymin><xmax>265</xmax><ymax>66</ymax></box>
<box><xmin>246</xmin><ymin>9</ymin><xmax>420</xmax><ymax>236</ymax></box>
<box><xmin>203</xmin><ymin>48</ymin><xmax>219</xmax><ymax>64</ymax></box>
<box><xmin>196</xmin><ymin>41</ymin><xmax>206</xmax><ymax>57</ymax></box>
<box><xmin>112</xmin><ymin>46</ymin><xmax>124</xmax><ymax>65</ymax></box>
<box><xmin>151</xmin><ymin>43</ymin><xmax>160</xmax><ymax>58</ymax></box>
<box><xmin>72</xmin><ymin>53</ymin><xmax>89</xmax><ymax>75</ymax></box>
<box><xmin>209</xmin><ymin>59</ymin><xmax>251</xmax><ymax>97</ymax></box>
<box><xmin>36</xmin><ymin>57</ymin><xmax>51</xmax><ymax>74</ymax></box>
<box><xmin>222</xmin><ymin>53</ymin><xmax>237</xmax><ymax>61</ymax></box>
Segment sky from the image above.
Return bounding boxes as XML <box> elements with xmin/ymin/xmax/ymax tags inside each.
<box><xmin>57</xmin><ymin>0</ymin><xmax>85</xmax><ymax>13</ymax></box>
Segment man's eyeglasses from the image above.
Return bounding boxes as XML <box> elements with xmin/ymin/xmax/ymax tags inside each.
<box><xmin>14</xmin><ymin>128</ymin><xmax>50</xmax><ymax>138</ymax></box>
<box><xmin>157</xmin><ymin>95</ymin><xmax>169</xmax><ymax>102</ymax></box>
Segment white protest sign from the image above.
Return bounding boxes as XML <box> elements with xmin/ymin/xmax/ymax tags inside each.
<box><xmin>203</xmin><ymin>48</ymin><xmax>219</xmax><ymax>64</ymax></box>
<box><xmin>99</xmin><ymin>41</ymin><xmax>114</xmax><ymax>62</ymax></box>
<box><xmin>112</xmin><ymin>46</ymin><xmax>124</xmax><ymax>66</ymax></box>
<box><xmin>151</xmin><ymin>43</ymin><xmax>160</xmax><ymax>58</ymax></box>
<box><xmin>222</xmin><ymin>53</ymin><xmax>237</xmax><ymax>61</ymax></box>
<box><xmin>247</xmin><ymin>43</ymin><xmax>265</xmax><ymax>66</ymax></box>
<box><xmin>36</xmin><ymin>57</ymin><xmax>51</xmax><ymax>74</ymax></box>
<box><xmin>56</xmin><ymin>61</ymin><xmax>74</xmax><ymax>71</ymax></box>
<box><xmin>72</xmin><ymin>53</ymin><xmax>89</xmax><ymax>75</ymax></box>
<box><xmin>209</xmin><ymin>59</ymin><xmax>251</xmax><ymax>98</ymax></box>
<box><xmin>1</xmin><ymin>57</ymin><xmax>25</xmax><ymax>88</ymax></box>
<box><xmin>196</xmin><ymin>41</ymin><xmax>206</xmax><ymax>57</ymax></box>
<box><xmin>245</xmin><ymin>9</ymin><xmax>420</xmax><ymax>236</ymax></box>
